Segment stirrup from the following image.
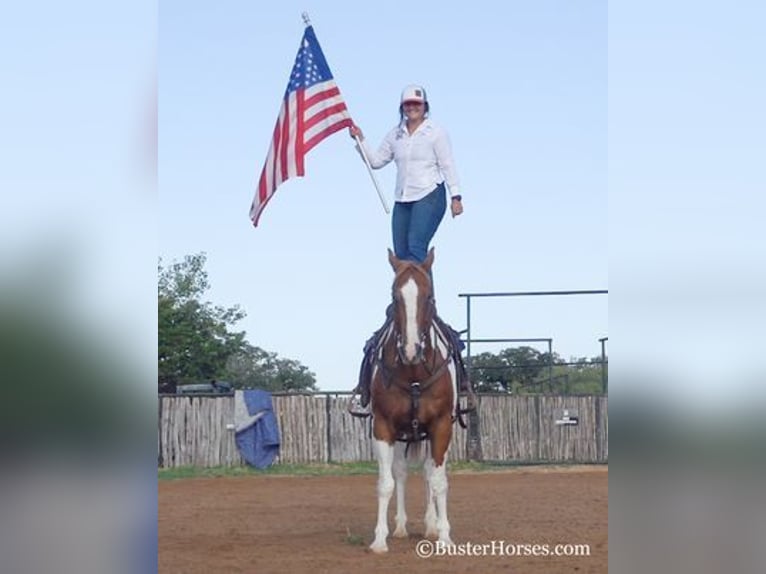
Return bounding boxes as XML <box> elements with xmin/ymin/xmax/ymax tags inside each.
<box><xmin>450</xmin><ymin>390</ymin><xmax>475</xmax><ymax>429</ymax></box>
<box><xmin>457</xmin><ymin>391</ymin><xmax>477</xmax><ymax>414</ymax></box>
<box><xmin>347</xmin><ymin>395</ymin><xmax>371</xmax><ymax>418</ymax></box>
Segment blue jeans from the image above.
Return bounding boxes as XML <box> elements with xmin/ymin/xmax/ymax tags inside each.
<box><xmin>391</xmin><ymin>183</ymin><xmax>447</xmax><ymax>263</ymax></box>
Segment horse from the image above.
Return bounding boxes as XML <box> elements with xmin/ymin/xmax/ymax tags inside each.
<box><xmin>368</xmin><ymin>247</ymin><xmax>457</xmax><ymax>553</ymax></box>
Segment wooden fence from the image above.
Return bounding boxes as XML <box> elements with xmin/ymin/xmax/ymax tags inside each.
<box><xmin>158</xmin><ymin>393</ymin><xmax>607</xmax><ymax>468</ymax></box>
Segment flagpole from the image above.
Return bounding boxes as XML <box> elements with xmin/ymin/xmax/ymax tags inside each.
<box><xmin>301</xmin><ymin>12</ymin><xmax>389</xmax><ymax>214</ymax></box>
<box><xmin>353</xmin><ymin>134</ymin><xmax>390</xmax><ymax>214</ymax></box>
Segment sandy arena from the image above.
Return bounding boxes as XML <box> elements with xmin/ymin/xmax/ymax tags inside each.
<box><xmin>159</xmin><ymin>465</ymin><xmax>607</xmax><ymax>573</ymax></box>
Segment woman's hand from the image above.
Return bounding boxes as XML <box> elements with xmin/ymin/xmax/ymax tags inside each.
<box><xmin>451</xmin><ymin>196</ymin><xmax>464</xmax><ymax>218</ymax></box>
<box><xmin>348</xmin><ymin>124</ymin><xmax>364</xmax><ymax>140</ymax></box>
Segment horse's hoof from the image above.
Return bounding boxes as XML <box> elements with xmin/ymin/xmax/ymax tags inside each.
<box><xmin>369</xmin><ymin>541</ymin><xmax>389</xmax><ymax>554</ymax></box>
<box><xmin>392</xmin><ymin>526</ymin><xmax>408</xmax><ymax>538</ymax></box>
<box><xmin>438</xmin><ymin>536</ymin><xmax>454</xmax><ymax>547</ymax></box>
<box><xmin>424</xmin><ymin>527</ymin><xmax>438</xmax><ymax>539</ymax></box>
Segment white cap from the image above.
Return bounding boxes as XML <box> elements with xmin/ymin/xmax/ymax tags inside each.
<box><xmin>401</xmin><ymin>84</ymin><xmax>427</xmax><ymax>104</ymax></box>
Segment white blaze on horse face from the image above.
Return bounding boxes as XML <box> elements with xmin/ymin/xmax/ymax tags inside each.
<box><xmin>400</xmin><ymin>277</ymin><xmax>419</xmax><ymax>362</ymax></box>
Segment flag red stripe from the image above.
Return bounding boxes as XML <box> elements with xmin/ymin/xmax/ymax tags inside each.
<box><xmin>303</xmin><ymin>102</ymin><xmax>349</xmax><ymax>132</ymax></box>
<box><xmin>259</xmin><ymin>118</ymin><xmax>282</xmax><ymax>203</ymax></box>
<box><xmin>252</xmin><ymin>175</ymin><xmax>278</xmax><ymax>227</ymax></box>
<box><xmin>296</xmin><ymin>89</ymin><xmax>305</xmax><ymax>176</ymax></box>
<box><xmin>257</xmin><ymin>169</ymin><xmax>267</xmax><ymax>203</ymax></box>
<box><xmin>303</xmin><ymin>117</ymin><xmax>352</xmax><ymax>154</ymax></box>
<box><xmin>272</xmin><ymin>117</ymin><xmax>283</xmax><ymax>196</ymax></box>
<box><xmin>279</xmin><ymin>101</ymin><xmax>291</xmax><ymax>181</ymax></box>
<box><xmin>303</xmin><ymin>85</ymin><xmax>341</xmax><ymax>108</ymax></box>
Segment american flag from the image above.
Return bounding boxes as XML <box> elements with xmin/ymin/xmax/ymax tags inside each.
<box><xmin>249</xmin><ymin>25</ymin><xmax>353</xmax><ymax>227</ymax></box>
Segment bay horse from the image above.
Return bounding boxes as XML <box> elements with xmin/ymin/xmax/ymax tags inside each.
<box><xmin>368</xmin><ymin>247</ymin><xmax>457</xmax><ymax>553</ymax></box>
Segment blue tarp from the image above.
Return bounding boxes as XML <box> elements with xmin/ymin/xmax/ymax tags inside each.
<box><xmin>234</xmin><ymin>390</ymin><xmax>280</xmax><ymax>469</ymax></box>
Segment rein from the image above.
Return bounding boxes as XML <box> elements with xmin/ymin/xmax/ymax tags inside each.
<box><xmin>373</xmin><ymin>296</ymin><xmax>452</xmax><ymax>394</ymax></box>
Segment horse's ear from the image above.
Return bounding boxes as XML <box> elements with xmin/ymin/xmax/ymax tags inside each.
<box><xmin>388</xmin><ymin>248</ymin><xmax>400</xmax><ymax>270</ymax></box>
<box><xmin>422</xmin><ymin>247</ymin><xmax>435</xmax><ymax>271</ymax></box>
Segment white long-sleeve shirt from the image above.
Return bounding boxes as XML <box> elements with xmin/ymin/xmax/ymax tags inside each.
<box><xmin>357</xmin><ymin>119</ymin><xmax>461</xmax><ymax>203</ymax></box>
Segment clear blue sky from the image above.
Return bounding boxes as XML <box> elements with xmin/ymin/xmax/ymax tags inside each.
<box><xmin>159</xmin><ymin>0</ymin><xmax>607</xmax><ymax>390</ymax></box>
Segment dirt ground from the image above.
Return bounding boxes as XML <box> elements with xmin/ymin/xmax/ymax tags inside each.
<box><xmin>159</xmin><ymin>466</ymin><xmax>607</xmax><ymax>573</ymax></box>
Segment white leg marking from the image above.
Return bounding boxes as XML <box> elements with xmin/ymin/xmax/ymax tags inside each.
<box><xmin>370</xmin><ymin>440</ymin><xmax>395</xmax><ymax>553</ymax></box>
<box><xmin>423</xmin><ymin>457</ymin><xmax>438</xmax><ymax>539</ymax></box>
<box><xmin>431</xmin><ymin>457</ymin><xmax>453</xmax><ymax>545</ymax></box>
<box><xmin>392</xmin><ymin>442</ymin><xmax>408</xmax><ymax>538</ymax></box>
<box><xmin>400</xmin><ymin>278</ymin><xmax>419</xmax><ymax>362</ymax></box>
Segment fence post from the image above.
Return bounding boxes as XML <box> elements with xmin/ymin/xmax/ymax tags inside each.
<box><xmin>467</xmin><ymin>399</ymin><xmax>483</xmax><ymax>461</ymax></box>
<box><xmin>158</xmin><ymin>396</ymin><xmax>164</xmax><ymax>468</ymax></box>
<box><xmin>464</xmin><ymin>296</ymin><xmax>483</xmax><ymax>461</ymax></box>
<box><xmin>547</xmin><ymin>339</ymin><xmax>553</xmax><ymax>392</ymax></box>
<box><xmin>326</xmin><ymin>393</ymin><xmax>332</xmax><ymax>463</ymax></box>
<box><xmin>599</xmin><ymin>337</ymin><xmax>608</xmax><ymax>394</ymax></box>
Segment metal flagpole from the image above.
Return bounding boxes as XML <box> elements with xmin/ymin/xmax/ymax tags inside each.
<box><xmin>301</xmin><ymin>12</ymin><xmax>389</xmax><ymax>214</ymax></box>
<box><xmin>352</xmin><ymin>134</ymin><xmax>390</xmax><ymax>214</ymax></box>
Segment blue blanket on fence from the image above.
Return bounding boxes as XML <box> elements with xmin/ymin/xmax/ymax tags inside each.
<box><xmin>234</xmin><ymin>390</ymin><xmax>280</xmax><ymax>469</ymax></box>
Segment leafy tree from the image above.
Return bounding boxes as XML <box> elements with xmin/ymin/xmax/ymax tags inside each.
<box><xmin>469</xmin><ymin>346</ymin><xmax>552</xmax><ymax>393</ymax></box>
<box><xmin>225</xmin><ymin>342</ymin><xmax>318</xmax><ymax>392</ymax></box>
<box><xmin>500</xmin><ymin>346</ymin><xmax>551</xmax><ymax>390</ymax></box>
<box><xmin>158</xmin><ymin>253</ymin><xmax>245</xmax><ymax>391</ymax></box>
<box><xmin>469</xmin><ymin>351</ymin><xmax>513</xmax><ymax>393</ymax></box>
<box><xmin>468</xmin><ymin>346</ymin><xmax>607</xmax><ymax>394</ymax></box>
<box><xmin>158</xmin><ymin>253</ymin><xmax>319</xmax><ymax>393</ymax></box>
<box><xmin>558</xmin><ymin>356</ymin><xmax>608</xmax><ymax>394</ymax></box>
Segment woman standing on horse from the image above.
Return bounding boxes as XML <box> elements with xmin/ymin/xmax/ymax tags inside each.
<box><xmin>349</xmin><ymin>84</ymin><xmax>463</xmax><ymax>262</ymax></box>
<box><xmin>349</xmin><ymin>84</ymin><xmax>474</xmax><ymax>414</ymax></box>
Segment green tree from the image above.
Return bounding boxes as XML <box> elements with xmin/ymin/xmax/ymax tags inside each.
<box><xmin>225</xmin><ymin>342</ymin><xmax>318</xmax><ymax>392</ymax></box>
<box><xmin>470</xmin><ymin>346</ymin><xmax>552</xmax><ymax>393</ymax></box>
<box><xmin>561</xmin><ymin>356</ymin><xmax>607</xmax><ymax>394</ymax></box>
<box><xmin>158</xmin><ymin>253</ymin><xmax>245</xmax><ymax>390</ymax></box>
<box><xmin>469</xmin><ymin>347</ymin><xmax>607</xmax><ymax>395</ymax></box>
<box><xmin>499</xmin><ymin>346</ymin><xmax>551</xmax><ymax>390</ymax></box>
<box><xmin>469</xmin><ymin>351</ymin><xmax>513</xmax><ymax>393</ymax></box>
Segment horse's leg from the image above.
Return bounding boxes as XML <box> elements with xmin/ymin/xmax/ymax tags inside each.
<box><xmin>430</xmin><ymin>416</ymin><xmax>454</xmax><ymax>546</ymax></box>
<box><xmin>370</xmin><ymin>438</ymin><xmax>395</xmax><ymax>553</ymax></box>
<box><xmin>392</xmin><ymin>441</ymin><xmax>408</xmax><ymax>538</ymax></box>
<box><xmin>422</xmin><ymin>455</ymin><xmax>438</xmax><ymax>539</ymax></box>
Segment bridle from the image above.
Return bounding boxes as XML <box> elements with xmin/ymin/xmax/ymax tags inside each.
<box><xmin>391</xmin><ymin>262</ymin><xmax>436</xmax><ymax>365</ymax></box>
<box><xmin>383</xmin><ymin>262</ymin><xmax>452</xmax><ymax>391</ymax></box>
